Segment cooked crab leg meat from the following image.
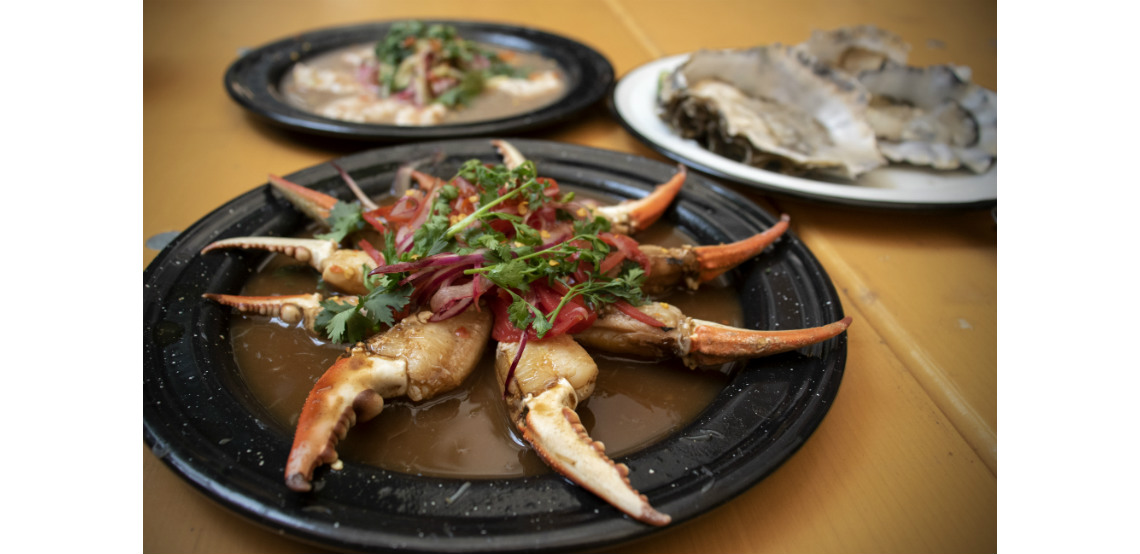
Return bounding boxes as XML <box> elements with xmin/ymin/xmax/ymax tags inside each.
<box><xmin>285</xmin><ymin>307</ymin><xmax>492</xmax><ymax>492</ymax></box>
<box><xmin>576</xmin><ymin>302</ymin><xmax>852</xmax><ymax>368</ymax></box>
<box><xmin>496</xmin><ymin>334</ymin><xmax>672</xmax><ymax>526</ymax></box>
<box><xmin>201</xmin><ymin>237</ymin><xmax>376</xmax><ymax>295</ymax></box>
<box><xmin>640</xmin><ymin>214</ymin><xmax>791</xmax><ymax>294</ymax></box>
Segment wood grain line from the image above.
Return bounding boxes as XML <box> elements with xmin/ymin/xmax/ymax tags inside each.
<box><xmin>799</xmin><ymin>227</ymin><xmax>998</xmax><ymax>477</ymax></box>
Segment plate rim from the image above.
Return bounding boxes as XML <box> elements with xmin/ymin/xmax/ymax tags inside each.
<box><xmin>143</xmin><ymin>138</ymin><xmax>848</xmax><ymax>553</ymax></box>
<box><xmin>223</xmin><ymin>19</ymin><xmax>614</xmax><ymax>141</ymax></box>
<box><xmin>609</xmin><ymin>53</ymin><xmax>998</xmax><ymax>210</ymax></box>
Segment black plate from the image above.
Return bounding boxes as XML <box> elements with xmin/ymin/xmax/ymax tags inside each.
<box><xmin>143</xmin><ymin>139</ymin><xmax>848</xmax><ymax>553</ymax></box>
<box><xmin>224</xmin><ymin>21</ymin><xmax>613</xmax><ymax>141</ymax></box>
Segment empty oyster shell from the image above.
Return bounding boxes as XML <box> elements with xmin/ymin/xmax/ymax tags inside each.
<box><xmin>858</xmin><ymin>63</ymin><xmax>997</xmax><ymax>173</ymax></box>
<box><xmin>798</xmin><ymin>25</ymin><xmax>911</xmax><ymax>74</ymax></box>
<box><xmin>658</xmin><ymin>45</ymin><xmax>886</xmax><ymax>179</ymax></box>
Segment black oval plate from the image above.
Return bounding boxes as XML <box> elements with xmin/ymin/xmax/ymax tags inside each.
<box><xmin>143</xmin><ymin>139</ymin><xmax>848</xmax><ymax>553</ymax></box>
<box><xmin>224</xmin><ymin>21</ymin><xmax>614</xmax><ymax>141</ymax></box>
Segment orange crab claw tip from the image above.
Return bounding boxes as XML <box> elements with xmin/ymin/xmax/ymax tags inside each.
<box><xmin>267</xmin><ymin>173</ymin><xmax>338</xmax><ymax>221</ymax></box>
<box><xmin>693</xmin><ymin>213</ymin><xmax>792</xmax><ymax>282</ymax></box>
<box><xmin>411</xmin><ymin>170</ymin><xmax>445</xmax><ymax>190</ymax></box>
<box><xmin>633</xmin><ymin>165</ymin><xmax>687</xmax><ymax>229</ymax></box>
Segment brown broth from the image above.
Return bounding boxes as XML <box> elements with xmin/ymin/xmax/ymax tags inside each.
<box><xmin>230</xmin><ymin>222</ymin><xmax>742</xmax><ymax>479</ymax></box>
<box><xmin>281</xmin><ymin>43</ymin><xmax>565</xmax><ymax>126</ymax></box>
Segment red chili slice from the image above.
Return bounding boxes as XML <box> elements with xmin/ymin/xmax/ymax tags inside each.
<box><xmin>598</xmin><ymin>251</ymin><xmax>626</xmax><ymax>275</ymax></box>
<box><xmin>489</xmin><ymin>291</ymin><xmax>524</xmax><ymax>343</ymax></box>
<box><xmin>362</xmin><ymin>209</ymin><xmax>389</xmax><ymax>233</ymax></box>
<box><xmin>614</xmin><ymin>299</ymin><xmax>666</xmax><ymax>328</ymax></box>
<box><xmin>537</xmin><ymin>177</ymin><xmax>560</xmax><ymax>197</ymax></box>
<box><xmin>357</xmin><ymin>238</ymin><xmax>385</xmax><ymax>265</ymax></box>
<box><xmin>599</xmin><ymin>232</ymin><xmax>652</xmax><ymax>276</ymax></box>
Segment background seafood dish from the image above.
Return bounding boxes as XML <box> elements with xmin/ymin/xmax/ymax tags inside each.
<box><xmin>282</xmin><ymin>21</ymin><xmax>566</xmax><ymax>126</ymax></box>
<box><xmin>656</xmin><ymin>25</ymin><xmax>997</xmax><ymax>179</ymax></box>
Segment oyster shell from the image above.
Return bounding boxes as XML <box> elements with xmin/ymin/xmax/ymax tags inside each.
<box><xmin>658</xmin><ymin>45</ymin><xmax>886</xmax><ymax>179</ymax></box>
<box><xmin>858</xmin><ymin>62</ymin><xmax>997</xmax><ymax>173</ymax></box>
<box><xmin>798</xmin><ymin>25</ymin><xmax>911</xmax><ymax>74</ymax></box>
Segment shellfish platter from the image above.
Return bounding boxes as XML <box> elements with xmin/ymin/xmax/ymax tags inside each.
<box><xmin>143</xmin><ymin>138</ymin><xmax>849</xmax><ymax>553</ymax></box>
<box><xmin>611</xmin><ymin>26</ymin><xmax>997</xmax><ymax>209</ymax></box>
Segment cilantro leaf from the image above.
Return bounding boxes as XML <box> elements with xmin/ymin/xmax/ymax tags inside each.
<box><xmin>361</xmin><ymin>286</ymin><xmax>412</xmax><ymax>328</ymax></box>
<box><xmin>314</xmin><ymin>298</ymin><xmax>369</xmax><ymax>343</ymax></box>
<box><xmin>316</xmin><ymin>201</ymin><xmax>366</xmax><ymax>243</ymax></box>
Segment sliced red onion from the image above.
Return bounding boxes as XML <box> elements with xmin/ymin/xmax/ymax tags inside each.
<box><xmin>429</xmin><ymin>296</ymin><xmax>473</xmax><ymax>322</ymax></box>
<box><xmin>371</xmin><ymin>251</ymin><xmax>486</xmax><ymax>276</ymax></box>
<box><xmin>430</xmin><ymin>280</ymin><xmax>475</xmax><ymax>313</ymax></box>
<box><xmin>503</xmin><ymin>332</ymin><xmax>528</xmax><ymax>399</ymax></box>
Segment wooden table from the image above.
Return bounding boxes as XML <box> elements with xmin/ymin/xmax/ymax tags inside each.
<box><xmin>143</xmin><ymin>1</ymin><xmax>996</xmax><ymax>552</ymax></box>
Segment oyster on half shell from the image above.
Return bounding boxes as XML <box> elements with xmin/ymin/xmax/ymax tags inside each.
<box><xmin>798</xmin><ymin>24</ymin><xmax>911</xmax><ymax>75</ymax></box>
<box><xmin>858</xmin><ymin>62</ymin><xmax>997</xmax><ymax>173</ymax></box>
<box><xmin>658</xmin><ymin>45</ymin><xmax>886</xmax><ymax>179</ymax></box>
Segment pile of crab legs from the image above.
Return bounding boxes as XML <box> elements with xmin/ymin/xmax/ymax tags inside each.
<box><xmin>200</xmin><ymin>140</ymin><xmax>852</xmax><ymax>526</ymax></box>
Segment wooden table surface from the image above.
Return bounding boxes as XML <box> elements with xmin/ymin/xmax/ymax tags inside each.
<box><xmin>143</xmin><ymin>1</ymin><xmax>997</xmax><ymax>552</ymax></box>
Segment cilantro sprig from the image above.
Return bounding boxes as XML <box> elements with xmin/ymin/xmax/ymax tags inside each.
<box><xmin>500</xmin><ymin>265</ymin><xmax>649</xmax><ymax>340</ymax></box>
<box><xmin>373</xmin><ymin>21</ymin><xmax>529</xmax><ymax>105</ymax></box>
<box><xmin>315</xmin><ymin>201</ymin><xmax>366</xmax><ymax>242</ymax></box>
<box><xmin>313</xmin><ymin>271</ymin><xmax>413</xmax><ymax>344</ymax></box>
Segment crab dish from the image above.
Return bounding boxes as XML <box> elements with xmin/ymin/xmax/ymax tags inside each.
<box><xmin>282</xmin><ymin>21</ymin><xmax>566</xmax><ymax>126</ymax></box>
<box><xmin>200</xmin><ymin>140</ymin><xmax>852</xmax><ymax>526</ymax></box>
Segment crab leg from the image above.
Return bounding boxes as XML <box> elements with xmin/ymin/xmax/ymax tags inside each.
<box><xmin>586</xmin><ymin>165</ymin><xmax>687</xmax><ymax>235</ymax></box>
<box><xmin>267</xmin><ymin>174</ymin><xmax>337</xmax><ymax>222</ymax></box>
<box><xmin>201</xmin><ymin>292</ymin><xmax>337</xmax><ymax>332</ymax></box>
<box><xmin>269</xmin><ymin>170</ymin><xmax>439</xmax><ymax>225</ymax></box>
<box><xmin>201</xmin><ymin>237</ymin><xmax>376</xmax><ymax>295</ymax></box>
<box><xmin>575</xmin><ymin>302</ymin><xmax>852</xmax><ymax>368</ymax></box>
<box><xmin>286</xmin><ymin>307</ymin><xmax>492</xmax><ymax>491</ymax></box>
<box><xmin>496</xmin><ymin>334</ymin><xmax>672</xmax><ymax>526</ymax></box>
<box><xmin>493</xmin><ymin>138</ymin><xmax>687</xmax><ymax>235</ymax></box>
<box><xmin>491</xmin><ymin>139</ymin><xmax>527</xmax><ymax>170</ymax></box>
<box><xmin>640</xmin><ymin>214</ymin><xmax>791</xmax><ymax>294</ymax></box>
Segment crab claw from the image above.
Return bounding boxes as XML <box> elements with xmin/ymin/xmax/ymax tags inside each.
<box><xmin>590</xmin><ymin>166</ymin><xmax>687</xmax><ymax>235</ymax></box>
<box><xmin>201</xmin><ymin>292</ymin><xmax>336</xmax><ymax>332</ymax></box>
<box><xmin>286</xmin><ymin>308</ymin><xmax>492</xmax><ymax>492</ymax></box>
<box><xmin>286</xmin><ymin>344</ymin><xmax>406</xmax><ymax>492</ymax></box>
<box><xmin>576</xmin><ymin>302</ymin><xmax>852</xmax><ymax>368</ymax></box>
<box><xmin>491</xmin><ymin>139</ymin><xmax>527</xmax><ymax>170</ymax></box>
<box><xmin>268</xmin><ymin>174</ymin><xmax>340</xmax><ymax>223</ymax></box>
<box><xmin>640</xmin><ymin>214</ymin><xmax>791</xmax><ymax>294</ymax></box>
<box><xmin>201</xmin><ymin>237</ymin><xmax>376</xmax><ymax>295</ymax></box>
<box><xmin>496</xmin><ymin>335</ymin><xmax>672</xmax><ymax>526</ymax></box>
